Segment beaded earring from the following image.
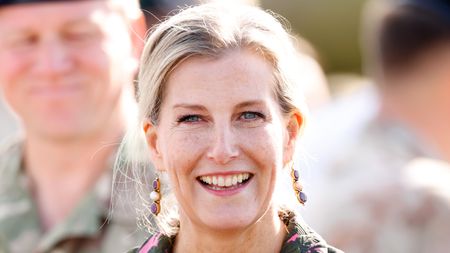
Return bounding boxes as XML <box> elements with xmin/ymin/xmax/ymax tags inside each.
<box><xmin>291</xmin><ymin>165</ymin><xmax>307</xmax><ymax>205</ymax></box>
<box><xmin>150</xmin><ymin>177</ymin><xmax>161</xmax><ymax>215</ymax></box>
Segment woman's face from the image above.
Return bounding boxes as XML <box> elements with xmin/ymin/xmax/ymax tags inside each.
<box><xmin>145</xmin><ymin>48</ymin><xmax>300</xmax><ymax>232</ymax></box>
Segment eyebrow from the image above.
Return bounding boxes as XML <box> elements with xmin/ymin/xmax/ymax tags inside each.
<box><xmin>172</xmin><ymin>100</ymin><xmax>266</xmax><ymax>111</ymax></box>
<box><xmin>172</xmin><ymin>104</ymin><xmax>207</xmax><ymax>111</ymax></box>
<box><xmin>235</xmin><ymin>100</ymin><xmax>266</xmax><ymax>109</ymax></box>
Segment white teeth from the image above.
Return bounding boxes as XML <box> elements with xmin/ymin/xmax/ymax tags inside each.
<box><xmin>199</xmin><ymin>173</ymin><xmax>251</xmax><ymax>188</ymax></box>
<box><xmin>225</xmin><ymin>177</ymin><xmax>232</xmax><ymax>187</ymax></box>
<box><xmin>218</xmin><ymin>177</ymin><xmax>225</xmax><ymax>187</ymax></box>
<box><xmin>232</xmin><ymin>175</ymin><xmax>238</xmax><ymax>185</ymax></box>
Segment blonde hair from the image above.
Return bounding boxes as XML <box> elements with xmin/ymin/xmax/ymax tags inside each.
<box><xmin>114</xmin><ymin>2</ymin><xmax>310</xmax><ymax>236</ymax></box>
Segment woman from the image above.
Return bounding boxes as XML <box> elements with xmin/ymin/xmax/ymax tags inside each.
<box><xmin>116</xmin><ymin>2</ymin><xmax>342</xmax><ymax>252</ymax></box>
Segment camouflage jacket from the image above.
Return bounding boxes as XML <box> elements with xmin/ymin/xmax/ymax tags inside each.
<box><xmin>129</xmin><ymin>212</ymin><xmax>342</xmax><ymax>253</ymax></box>
<box><xmin>0</xmin><ymin>140</ymin><xmax>147</xmax><ymax>253</ymax></box>
<box><xmin>304</xmin><ymin>119</ymin><xmax>450</xmax><ymax>253</ymax></box>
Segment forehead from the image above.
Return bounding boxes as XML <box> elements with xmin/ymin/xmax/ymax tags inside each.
<box><xmin>165</xmin><ymin>49</ymin><xmax>276</xmax><ymax>104</ymax></box>
<box><xmin>0</xmin><ymin>1</ymin><xmax>114</xmax><ymax>29</ymax></box>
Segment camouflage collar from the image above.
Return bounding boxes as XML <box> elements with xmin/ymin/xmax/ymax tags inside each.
<box><xmin>0</xmin><ymin>139</ymin><xmax>114</xmax><ymax>252</ymax></box>
<box><xmin>38</xmin><ymin>172</ymin><xmax>111</xmax><ymax>252</ymax></box>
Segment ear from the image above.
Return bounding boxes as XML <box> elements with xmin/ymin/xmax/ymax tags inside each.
<box><xmin>283</xmin><ymin>110</ymin><xmax>303</xmax><ymax>165</ymax></box>
<box><xmin>143</xmin><ymin>119</ymin><xmax>166</xmax><ymax>172</ymax></box>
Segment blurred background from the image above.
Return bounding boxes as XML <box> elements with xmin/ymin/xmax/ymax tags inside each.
<box><xmin>2</xmin><ymin>1</ymin><xmax>450</xmax><ymax>252</ymax></box>
<box><xmin>262</xmin><ymin>0</ymin><xmax>365</xmax><ymax>74</ymax></box>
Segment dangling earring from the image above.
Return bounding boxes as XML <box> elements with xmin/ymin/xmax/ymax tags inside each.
<box><xmin>291</xmin><ymin>164</ymin><xmax>307</xmax><ymax>205</ymax></box>
<box><xmin>150</xmin><ymin>177</ymin><xmax>161</xmax><ymax>215</ymax></box>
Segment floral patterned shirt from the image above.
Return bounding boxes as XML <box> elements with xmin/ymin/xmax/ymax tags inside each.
<box><xmin>129</xmin><ymin>212</ymin><xmax>342</xmax><ymax>253</ymax></box>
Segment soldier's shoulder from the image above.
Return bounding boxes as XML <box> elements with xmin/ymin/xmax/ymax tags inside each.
<box><xmin>0</xmin><ymin>134</ymin><xmax>22</xmax><ymax>152</ymax></box>
<box><xmin>0</xmin><ymin>136</ymin><xmax>23</xmax><ymax>161</ymax></box>
<box><xmin>0</xmin><ymin>136</ymin><xmax>24</xmax><ymax>185</ymax></box>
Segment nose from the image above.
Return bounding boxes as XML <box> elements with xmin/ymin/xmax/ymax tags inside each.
<box><xmin>207</xmin><ymin>124</ymin><xmax>239</xmax><ymax>164</ymax></box>
<box><xmin>33</xmin><ymin>38</ymin><xmax>72</xmax><ymax>76</ymax></box>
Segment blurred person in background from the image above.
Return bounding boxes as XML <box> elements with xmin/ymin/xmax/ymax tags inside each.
<box><xmin>303</xmin><ymin>0</ymin><xmax>450</xmax><ymax>252</ymax></box>
<box><xmin>0</xmin><ymin>0</ymin><xmax>148</xmax><ymax>252</ymax></box>
<box><xmin>0</xmin><ymin>1</ymin><xmax>190</xmax><ymax>141</ymax></box>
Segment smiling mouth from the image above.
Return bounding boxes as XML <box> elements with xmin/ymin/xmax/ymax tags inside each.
<box><xmin>197</xmin><ymin>173</ymin><xmax>253</xmax><ymax>191</ymax></box>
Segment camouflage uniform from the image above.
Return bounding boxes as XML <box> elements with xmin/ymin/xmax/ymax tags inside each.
<box><xmin>0</xmin><ymin>139</ymin><xmax>147</xmax><ymax>253</ymax></box>
<box><xmin>304</xmin><ymin>118</ymin><xmax>450</xmax><ymax>253</ymax></box>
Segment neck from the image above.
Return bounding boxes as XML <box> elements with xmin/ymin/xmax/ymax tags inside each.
<box><xmin>24</xmin><ymin>127</ymin><xmax>121</xmax><ymax>231</ymax></box>
<box><xmin>24</xmin><ymin>134</ymin><xmax>120</xmax><ymax>187</ymax></box>
<box><xmin>380</xmin><ymin>103</ymin><xmax>450</xmax><ymax>162</ymax></box>
<box><xmin>174</xmin><ymin>207</ymin><xmax>286</xmax><ymax>253</ymax></box>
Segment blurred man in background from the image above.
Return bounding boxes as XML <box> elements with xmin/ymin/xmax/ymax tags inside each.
<box><xmin>0</xmin><ymin>0</ymin><xmax>148</xmax><ymax>252</ymax></box>
<box><xmin>304</xmin><ymin>0</ymin><xmax>450</xmax><ymax>252</ymax></box>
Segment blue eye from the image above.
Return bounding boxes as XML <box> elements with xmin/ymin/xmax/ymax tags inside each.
<box><xmin>240</xmin><ymin>111</ymin><xmax>264</xmax><ymax>120</ymax></box>
<box><xmin>177</xmin><ymin>114</ymin><xmax>201</xmax><ymax>123</ymax></box>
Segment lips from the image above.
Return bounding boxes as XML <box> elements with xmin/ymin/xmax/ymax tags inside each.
<box><xmin>197</xmin><ymin>172</ymin><xmax>253</xmax><ymax>191</ymax></box>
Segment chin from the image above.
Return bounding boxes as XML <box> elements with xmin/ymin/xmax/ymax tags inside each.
<box><xmin>197</xmin><ymin>207</ymin><xmax>262</xmax><ymax>232</ymax></box>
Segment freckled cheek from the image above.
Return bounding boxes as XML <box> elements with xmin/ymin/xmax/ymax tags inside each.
<box><xmin>237</xmin><ymin>127</ymin><xmax>284</xmax><ymax>166</ymax></box>
<box><xmin>163</xmin><ymin>130</ymin><xmax>210</xmax><ymax>173</ymax></box>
